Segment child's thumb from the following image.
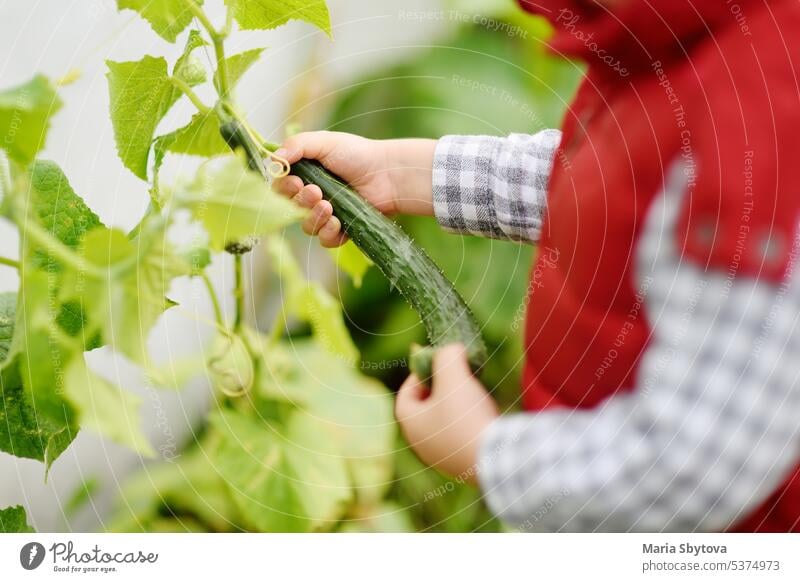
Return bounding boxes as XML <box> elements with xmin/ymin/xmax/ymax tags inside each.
<box><xmin>431</xmin><ymin>344</ymin><xmax>471</xmax><ymax>390</ymax></box>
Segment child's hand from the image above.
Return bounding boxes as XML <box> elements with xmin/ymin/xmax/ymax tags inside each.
<box><xmin>274</xmin><ymin>132</ymin><xmax>436</xmax><ymax>247</ymax></box>
<box><xmin>395</xmin><ymin>344</ymin><xmax>499</xmax><ymax>484</ymax></box>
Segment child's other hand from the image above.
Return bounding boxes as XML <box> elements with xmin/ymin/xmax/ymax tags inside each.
<box><xmin>273</xmin><ymin>131</ymin><xmax>398</xmax><ymax>248</ymax></box>
<box><xmin>395</xmin><ymin>344</ymin><xmax>499</xmax><ymax>484</ymax></box>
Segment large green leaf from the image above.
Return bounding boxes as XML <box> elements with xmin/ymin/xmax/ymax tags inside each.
<box><xmin>211</xmin><ymin>407</ymin><xmax>351</xmax><ymax>532</ymax></box>
<box><xmin>0</xmin><ymin>75</ymin><xmax>62</xmax><ymax>165</ymax></box>
<box><xmin>60</xmin><ymin>225</ymin><xmax>189</xmax><ymax>364</ymax></box>
<box><xmin>62</xmin><ymin>357</ymin><xmax>154</xmax><ymax>456</ymax></box>
<box><xmin>117</xmin><ymin>0</ymin><xmax>200</xmax><ymax>43</ymax></box>
<box><xmin>107</xmin><ymin>56</ymin><xmax>181</xmax><ymax>180</ymax></box>
<box><xmin>275</xmin><ymin>340</ymin><xmax>396</xmax><ymax>504</ymax></box>
<box><xmin>109</xmin><ymin>447</ymin><xmax>240</xmax><ymax>532</ymax></box>
<box><xmin>0</xmin><ymin>290</ymin><xmax>76</xmax><ymax>467</ymax></box>
<box><xmin>0</xmin><ymin>505</ymin><xmax>35</xmax><ymax>533</ymax></box>
<box><xmin>178</xmin><ymin>156</ymin><xmax>304</xmax><ymax>251</ymax></box>
<box><xmin>224</xmin><ymin>0</ymin><xmax>331</xmax><ymax>36</ymax></box>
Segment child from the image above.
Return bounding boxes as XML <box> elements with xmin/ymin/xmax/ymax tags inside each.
<box><xmin>274</xmin><ymin>0</ymin><xmax>800</xmax><ymax>532</ymax></box>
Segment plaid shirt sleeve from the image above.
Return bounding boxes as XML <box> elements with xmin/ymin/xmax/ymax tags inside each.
<box><xmin>477</xmin><ymin>162</ymin><xmax>800</xmax><ymax>532</ymax></box>
<box><xmin>431</xmin><ymin>130</ymin><xmax>562</xmax><ymax>242</ymax></box>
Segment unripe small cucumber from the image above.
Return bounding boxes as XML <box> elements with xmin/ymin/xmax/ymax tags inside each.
<box><xmin>220</xmin><ymin>121</ymin><xmax>487</xmax><ymax>381</ymax></box>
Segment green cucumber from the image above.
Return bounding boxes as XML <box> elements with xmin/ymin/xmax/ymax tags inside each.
<box><xmin>220</xmin><ymin>120</ymin><xmax>487</xmax><ymax>380</ymax></box>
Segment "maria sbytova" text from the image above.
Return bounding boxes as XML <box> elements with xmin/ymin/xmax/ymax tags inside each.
<box><xmin>643</xmin><ymin>543</ymin><xmax>728</xmax><ymax>557</ymax></box>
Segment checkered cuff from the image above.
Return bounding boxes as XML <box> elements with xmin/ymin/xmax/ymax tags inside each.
<box><xmin>432</xmin><ymin>130</ymin><xmax>562</xmax><ymax>243</ymax></box>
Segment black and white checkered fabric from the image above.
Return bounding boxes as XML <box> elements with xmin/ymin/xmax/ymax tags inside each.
<box><xmin>432</xmin><ymin>131</ymin><xmax>561</xmax><ymax>242</ymax></box>
<box><xmin>432</xmin><ymin>134</ymin><xmax>800</xmax><ymax>532</ymax></box>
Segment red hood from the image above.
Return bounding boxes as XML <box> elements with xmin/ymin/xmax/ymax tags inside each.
<box><xmin>517</xmin><ymin>0</ymin><xmax>762</xmax><ymax>75</ymax></box>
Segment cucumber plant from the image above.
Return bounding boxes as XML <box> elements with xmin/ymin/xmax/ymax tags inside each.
<box><xmin>0</xmin><ymin>0</ymin><xmax>484</xmax><ymax>532</ymax></box>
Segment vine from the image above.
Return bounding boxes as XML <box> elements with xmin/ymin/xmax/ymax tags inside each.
<box><xmin>0</xmin><ymin>0</ymin><xmax>398</xmax><ymax>533</ymax></box>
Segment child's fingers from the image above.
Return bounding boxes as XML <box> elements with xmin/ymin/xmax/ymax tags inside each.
<box><xmin>395</xmin><ymin>374</ymin><xmax>430</xmax><ymax>421</ymax></box>
<box><xmin>277</xmin><ymin>131</ymin><xmax>337</xmax><ymax>165</ymax></box>
<box><xmin>273</xmin><ymin>175</ymin><xmax>303</xmax><ymax>197</ymax></box>
<box><xmin>293</xmin><ymin>184</ymin><xmax>323</xmax><ymax>209</ymax></box>
<box><xmin>319</xmin><ymin>217</ymin><xmax>348</xmax><ymax>248</ymax></box>
<box><xmin>301</xmin><ymin>200</ymin><xmax>333</xmax><ymax>236</ymax></box>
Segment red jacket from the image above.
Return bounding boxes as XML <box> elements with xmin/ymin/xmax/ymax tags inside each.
<box><xmin>518</xmin><ymin>0</ymin><xmax>800</xmax><ymax>531</ymax></box>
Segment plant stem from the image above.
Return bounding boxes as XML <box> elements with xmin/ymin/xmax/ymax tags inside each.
<box><xmin>212</xmin><ymin>37</ymin><xmax>230</xmax><ymax>99</ymax></box>
<box><xmin>233</xmin><ymin>254</ymin><xmax>244</xmax><ymax>331</ymax></box>
<box><xmin>222</xmin><ymin>7</ymin><xmax>234</xmax><ymax>37</ymax></box>
<box><xmin>182</xmin><ymin>0</ymin><xmax>232</xmax><ymax>103</ymax></box>
<box><xmin>128</xmin><ymin>201</ymin><xmax>159</xmax><ymax>240</ymax></box>
<box><xmin>169</xmin><ymin>77</ymin><xmax>211</xmax><ymax>114</ymax></box>
<box><xmin>182</xmin><ymin>0</ymin><xmax>217</xmax><ymax>40</ymax></box>
<box><xmin>201</xmin><ymin>271</ymin><xmax>225</xmax><ymax>329</ymax></box>
<box><xmin>0</xmin><ymin>255</ymin><xmax>19</xmax><ymax>269</ymax></box>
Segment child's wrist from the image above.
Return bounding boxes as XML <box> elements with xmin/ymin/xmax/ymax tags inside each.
<box><xmin>386</xmin><ymin>139</ymin><xmax>436</xmax><ymax>216</ymax></box>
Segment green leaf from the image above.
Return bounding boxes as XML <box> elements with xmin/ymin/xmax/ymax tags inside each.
<box><xmin>151</xmin><ymin>111</ymin><xmax>228</xmax><ymax>200</ymax></box>
<box><xmin>0</xmin><ymin>292</ymin><xmax>14</xmax><ymax>362</ymax></box>
<box><xmin>63</xmin><ymin>357</ymin><xmax>154</xmax><ymax>456</ymax></box>
<box><xmin>0</xmin><ymin>163</ymin><xmax>107</xmax><ymax>468</ymax></box>
<box><xmin>267</xmin><ymin>238</ymin><xmax>358</xmax><ymax>363</ymax></box>
<box><xmin>61</xmin><ymin>225</ymin><xmax>189</xmax><ymax>364</ymax></box>
<box><xmin>178</xmin><ymin>241</ymin><xmax>212</xmax><ymax>276</ymax></box>
<box><xmin>0</xmin><ymin>75</ymin><xmax>62</xmax><ymax>165</ymax></box>
<box><xmin>107</xmin><ymin>56</ymin><xmax>181</xmax><ymax>180</ymax></box>
<box><xmin>155</xmin><ymin>111</ymin><xmax>228</xmax><ymax>161</ymax></box>
<box><xmin>0</xmin><ymin>358</ymin><xmax>76</xmax><ymax>467</ymax></box>
<box><xmin>211</xmin><ymin>407</ymin><xmax>351</xmax><ymax>532</ymax></box>
<box><xmin>174</xmin><ymin>30</ymin><xmax>209</xmax><ymax>87</ymax></box>
<box><xmin>216</xmin><ymin>48</ymin><xmax>264</xmax><ymax>90</ymax></box>
<box><xmin>294</xmin><ymin>284</ymin><xmax>358</xmax><ymax>365</ymax></box>
<box><xmin>0</xmin><ymin>505</ymin><xmax>35</xmax><ymax>533</ymax></box>
<box><xmin>56</xmin><ymin>300</ymin><xmax>102</xmax><ymax>350</ymax></box>
<box><xmin>28</xmin><ymin>159</ymin><xmax>103</xmax><ymax>259</ymax></box>
<box><xmin>275</xmin><ymin>340</ymin><xmax>395</xmax><ymax>504</ymax></box>
<box><xmin>117</xmin><ymin>0</ymin><xmax>200</xmax><ymax>43</ymax></box>
<box><xmin>12</xmin><ymin>269</ymin><xmax>79</xmax><ymax>429</ymax></box>
<box><xmin>339</xmin><ymin>502</ymin><xmax>414</xmax><ymax>533</ymax></box>
<box><xmin>110</xmin><ymin>446</ymin><xmax>240</xmax><ymax>532</ymax></box>
<box><xmin>224</xmin><ymin>0</ymin><xmax>331</xmax><ymax>36</ymax></box>
<box><xmin>0</xmin><ymin>289</ymin><xmax>77</xmax><ymax>468</ymax></box>
<box><xmin>180</xmin><ymin>156</ymin><xmax>304</xmax><ymax>251</ymax></box>
<box><xmin>328</xmin><ymin>240</ymin><xmax>372</xmax><ymax>287</ymax></box>
<box><xmin>27</xmin><ymin>161</ymin><xmax>104</xmax><ymax>346</ymax></box>
<box><xmin>65</xmin><ymin>477</ymin><xmax>99</xmax><ymax>518</ymax></box>
<box><xmin>0</xmin><ymin>150</ymin><xmax>10</xmax><ymax>204</ymax></box>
